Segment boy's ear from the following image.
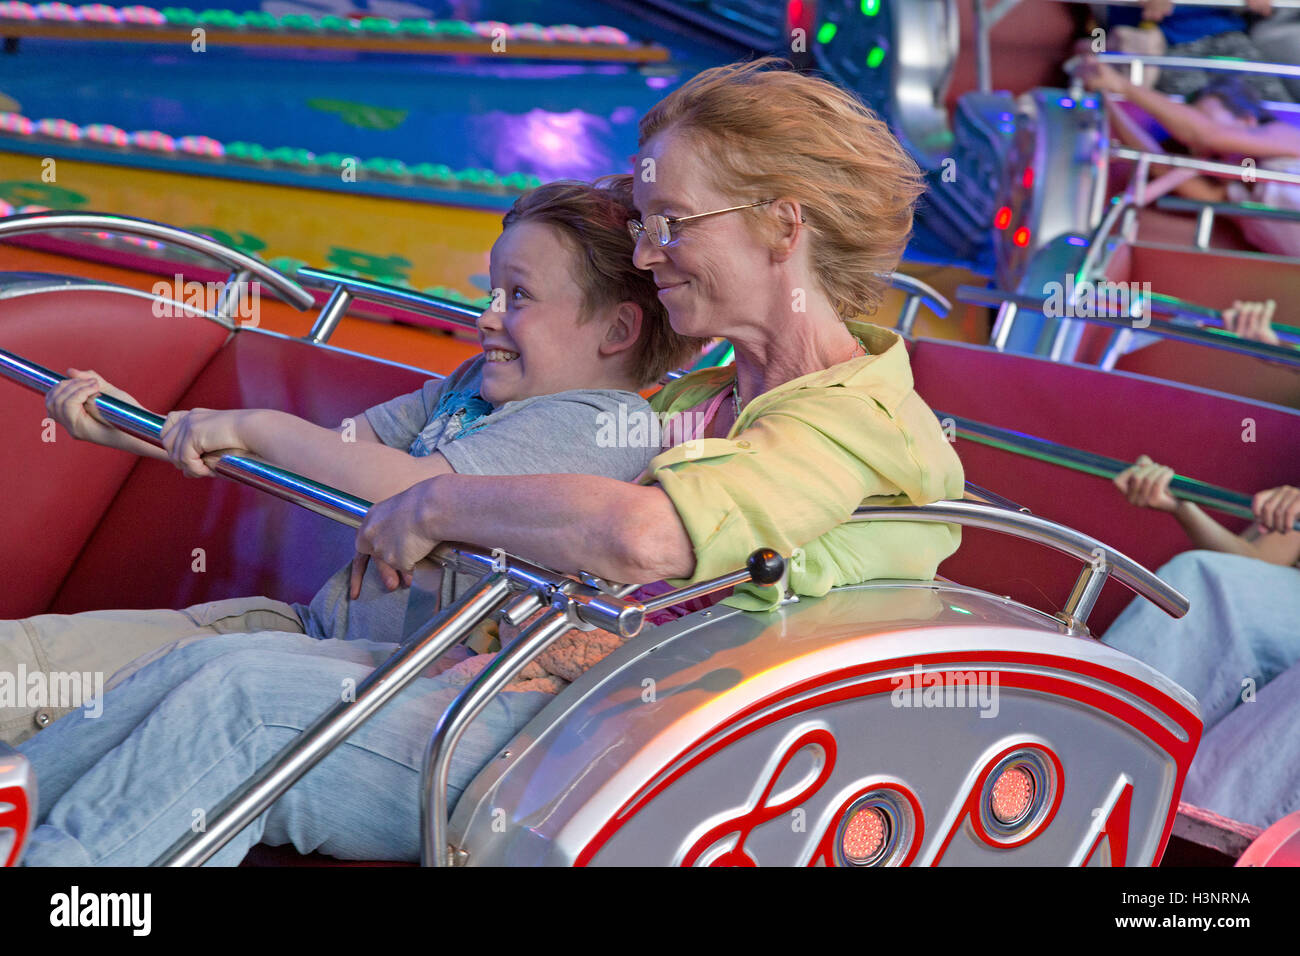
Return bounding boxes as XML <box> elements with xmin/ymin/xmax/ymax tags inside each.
<box><xmin>599</xmin><ymin>301</ymin><xmax>643</xmax><ymax>357</ymax></box>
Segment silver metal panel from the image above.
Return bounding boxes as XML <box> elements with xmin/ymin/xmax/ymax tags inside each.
<box><xmin>451</xmin><ymin>583</ymin><xmax>1199</xmax><ymax>866</ymax></box>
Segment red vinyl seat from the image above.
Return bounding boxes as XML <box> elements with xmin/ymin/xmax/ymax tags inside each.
<box><xmin>51</xmin><ymin>330</ymin><xmax>431</xmax><ymax>615</ymax></box>
<box><xmin>1063</xmin><ymin>241</ymin><xmax>1300</xmax><ymax>408</ymax></box>
<box><xmin>0</xmin><ymin>286</ymin><xmax>232</xmax><ymax>619</ymax></box>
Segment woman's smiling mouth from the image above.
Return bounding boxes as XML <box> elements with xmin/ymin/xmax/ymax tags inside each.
<box><xmin>485</xmin><ymin>349</ymin><xmax>520</xmax><ymax>363</ymax></box>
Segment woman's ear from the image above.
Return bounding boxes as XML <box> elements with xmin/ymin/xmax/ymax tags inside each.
<box><xmin>769</xmin><ymin>199</ymin><xmax>804</xmax><ymax>263</ymax></box>
<box><xmin>599</xmin><ymin>301</ymin><xmax>644</xmax><ymax>357</ymax></box>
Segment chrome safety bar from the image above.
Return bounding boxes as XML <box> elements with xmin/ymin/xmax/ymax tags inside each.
<box><xmin>932</xmin><ymin>409</ymin><xmax>1297</xmax><ymax>532</ymax></box>
<box><xmin>424</xmin><ymin>603</ymin><xmax>571</xmax><ymax>866</ymax></box>
<box><xmin>851</xmin><ymin>500</ymin><xmax>1188</xmax><ymax>625</ymax></box>
<box><xmin>959</xmin><ymin>285</ymin><xmax>1300</xmax><ymax>365</ymax></box>
<box><xmin>0</xmin><ymin>211</ymin><xmax>315</xmax><ymax>312</ymax></box>
<box><xmin>0</xmin><ymin>346</ymin><xmax>646</xmax><ymax>634</ymax></box>
<box><xmin>1051</xmin><ymin>0</ymin><xmax>1300</xmax><ymax>6</ymax></box>
<box><xmin>1085</xmin><ymin>51</ymin><xmax>1300</xmax><ymax>83</ymax></box>
<box><xmin>1156</xmin><ymin>195</ymin><xmax>1300</xmax><ymax>252</ymax></box>
<box><xmin>1112</xmin><ymin>146</ymin><xmax>1300</xmax><ymax>187</ymax></box>
<box><xmin>427</xmin><ymin>546</ymin><xmax>787</xmax><ymax>866</ymax></box>
<box><xmin>1158</xmin><ymin>196</ymin><xmax>1300</xmax><ymax>227</ymax></box>
<box><xmin>888</xmin><ymin>272</ymin><xmax>952</xmax><ymax>335</ymax></box>
<box><xmin>296</xmin><ymin>267</ymin><xmax>482</xmax><ymax>343</ymax></box>
<box><xmin>0</xmin><ymin>346</ymin><xmax>373</xmax><ymax>524</ymax></box>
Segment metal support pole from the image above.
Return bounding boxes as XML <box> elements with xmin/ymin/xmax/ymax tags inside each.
<box><xmin>1056</xmin><ymin>556</ymin><xmax>1110</xmax><ymax>633</ymax></box>
<box><xmin>424</xmin><ymin>605</ymin><xmax>574</xmax><ymax>866</ymax></box>
<box><xmin>990</xmin><ymin>302</ymin><xmax>1018</xmax><ymax>351</ymax></box>
<box><xmin>306</xmin><ymin>285</ymin><xmax>353</xmax><ymax>344</ymax></box>
<box><xmin>896</xmin><ymin>296</ymin><xmax>922</xmax><ymax>337</ymax></box>
<box><xmin>1195</xmin><ymin>206</ymin><xmax>1215</xmax><ymax>250</ymax></box>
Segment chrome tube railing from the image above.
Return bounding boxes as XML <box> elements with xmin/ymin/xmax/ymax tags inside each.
<box><xmin>850</xmin><ymin>499</ymin><xmax>1189</xmax><ymax>622</ymax></box>
<box><xmin>0</xmin><ymin>211</ymin><xmax>315</xmax><ymax>311</ymax></box>
<box><xmin>428</xmin><ymin>547</ymin><xmax>788</xmax><ymax>866</ymax></box>
<box><xmin>933</xmin><ymin>409</ymin><xmax>1297</xmax><ymax>532</ymax></box>
<box><xmin>296</xmin><ymin>267</ymin><xmax>481</xmax><ymax>342</ymax></box>
<box><xmin>424</xmin><ymin>603</ymin><xmax>571</xmax><ymax>866</ymax></box>
<box><xmin>1156</xmin><ymin>194</ymin><xmax>1300</xmax><ymax>254</ymax></box>
<box><xmin>1089</xmin><ymin>51</ymin><xmax>1300</xmax><ymax>83</ymax></box>
<box><xmin>1158</xmin><ymin>195</ymin><xmax>1300</xmax><ymax>227</ymax></box>
<box><xmin>958</xmin><ymin>285</ymin><xmax>1300</xmax><ymax>366</ymax></box>
<box><xmin>1112</xmin><ymin>147</ymin><xmax>1300</xmax><ymax>188</ymax></box>
<box><xmin>0</xmin><ymin>347</ymin><xmax>372</xmax><ymax>524</ymax></box>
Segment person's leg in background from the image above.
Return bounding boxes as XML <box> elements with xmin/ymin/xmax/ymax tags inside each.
<box><xmin>1101</xmin><ymin>550</ymin><xmax>1300</xmax><ymax>729</ymax></box>
<box><xmin>1182</xmin><ymin>658</ymin><xmax>1300</xmax><ymax>829</ymax></box>
<box><xmin>0</xmin><ymin>595</ymin><xmax>306</xmax><ymax>746</ymax></box>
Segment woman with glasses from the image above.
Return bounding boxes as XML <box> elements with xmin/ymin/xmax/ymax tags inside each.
<box><xmin>19</xmin><ymin>59</ymin><xmax>964</xmax><ymax>865</ymax></box>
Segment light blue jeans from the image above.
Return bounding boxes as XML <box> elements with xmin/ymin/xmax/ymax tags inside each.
<box><xmin>1102</xmin><ymin>549</ymin><xmax>1300</xmax><ymax>828</ymax></box>
<box><xmin>17</xmin><ymin>632</ymin><xmax>553</xmax><ymax>866</ymax></box>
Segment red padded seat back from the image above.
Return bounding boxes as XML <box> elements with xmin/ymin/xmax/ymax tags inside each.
<box><xmin>1067</xmin><ymin>241</ymin><xmax>1300</xmax><ymax>406</ymax></box>
<box><xmin>1115</xmin><ymin>341</ymin><xmax>1300</xmax><ymax>409</ymax></box>
<box><xmin>0</xmin><ymin>285</ymin><xmax>231</xmax><ymax>618</ymax></box>
<box><xmin>51</xmin><ymin>330</ymin><xmax>432</xmax><ymax>615</ymax></box>
<box><xmin>1125</xmin><ymin>243</ymin><xmax>1300</xmax><ymax>310</ymax></box>
<box><xmin>909</xmin><ymin>338</ymin><xmax>1300</xmax><ymax>634</ymax></box>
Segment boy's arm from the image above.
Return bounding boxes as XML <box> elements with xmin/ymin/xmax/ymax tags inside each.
<box><xmin>46</xmin><ymin>369</ymin><xmax>170</xmax><ymax>462</ymax></box>
<box><xmin>169</xmin><ymin>406</ymin><xmax>456</xmax><ymax>503</ymax></box>
<box><xmin>333</xmin><ymin>413</ymin><xmax>380</xmax><ymax>443</ymax></box>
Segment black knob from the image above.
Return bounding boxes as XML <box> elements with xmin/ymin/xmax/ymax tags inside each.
<box><xmin>746</xmin><ymin>548</ymin><xmax>785</xmax><ymax>585</ymax></box>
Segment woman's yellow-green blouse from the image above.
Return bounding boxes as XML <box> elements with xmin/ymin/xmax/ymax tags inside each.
<box><xmin>642</xmin><ymin>321</ymin><xmax>964</xmax><ymax>611</ymax></box>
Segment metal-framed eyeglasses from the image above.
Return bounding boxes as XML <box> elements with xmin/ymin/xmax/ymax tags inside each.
<box><xmin>628</xmin><ymin>198</ymin><xmax>797</xmax><ymax>248</ymax></box>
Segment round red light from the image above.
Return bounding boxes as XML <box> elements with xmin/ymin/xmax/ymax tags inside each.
<box><xmin>991</xmin><ymin>766</ymin><xmax>1035</xmax><ymax>824</ymax></box>
<box><xmin>994</xmin><ymin>206</ymin><xmax>1012</xmax><ymax>230</ymax></box>
<box><xmin>1013</xmin><ymin>227</ymin><xmax>1031</xmax><ymax>247</ymax></box>
<box><xmin>842</xmin><ymin>806</ymin><xmax>888</xmax><ymax>863</ymax></box>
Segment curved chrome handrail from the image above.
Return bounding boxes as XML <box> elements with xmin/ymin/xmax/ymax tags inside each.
<box><xmin>0</xmin><ymin>211</ymin><xmax>315</xmax><ymax>311</ymax></box>
<box><xmin>1074</xmin><ymin>194</ymin><xmax>1133</xmax><ymax>290</ymax></box>
<box><xmin>851</xmin><ymin>500</ymin><xmax>1188</xmax><ymax>619</ymax></box>
<box><xmin>889</xmin><ymin>271</ymin><xmax>952</xmax><ymax>335</ymax></box>
<box><xmin>1089</xmin><ymin>51</ymin><xmax>1300</xmax><ymax>82</ymax></box>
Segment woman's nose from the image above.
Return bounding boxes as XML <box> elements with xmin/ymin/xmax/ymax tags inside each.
<box><xmin>631</xmin><ymin>230</ymin><xmax>664</xmax><ymax>270</ymax></box>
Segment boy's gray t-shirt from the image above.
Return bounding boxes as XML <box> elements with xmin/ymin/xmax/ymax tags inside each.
<box><xmin>293</xmin><ymin>355</ymin><xmax>659</xmax><ymax>644</ymax></box>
